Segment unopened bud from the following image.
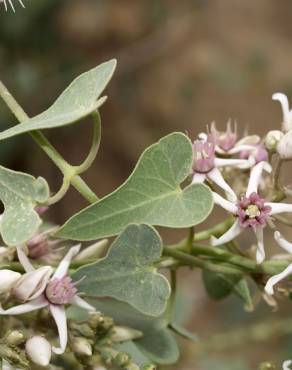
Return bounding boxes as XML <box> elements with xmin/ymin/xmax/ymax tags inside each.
<box><xmin>13</xmin><ymin>266</ymin><xmax>52</xmax><ymax>301</ymax></box>
<box><xmin>6</xmin><ymin>330</ymin><xmax>26</xmax><ymax>346</ymax></box>
<box><xmin>265</xmin><ymin>130</ymin><xmax>284</xmax><ymax>151</ymax></box>
<box><xmin>277</xmin><ymin>130</ymin><xmax>292</xmax><ymax>159</ymax></box>
<box><xmin>113</xmin><ymin>352</ymin><xmax>131</xmax><ymax>367</ymax></box>
<box><xmin>74</xmin><ymin>239</ymin><xmax>108</xmax><ymax>262</ymax></box>
<box><xmin>141</xmin><ymin>365</ymin><xmax>157</xmax><ymax>370</ymax></box>
<box><xmin>0</xmin><ymin>270</ymin><xmax>21</xmax><ymax>294</ymax></box>
<box><xmin>71</xmin><ymin>337</ymin><xmax>92</xmax><ymax>356</ymax></box>
<box><xmin>25</xmin><ymin>336</ymin><xmax>52</xmax><ymax>366</ymax></box>
<box><xmin>110</xmin><ymin>326</ymin><xmax>143</xmax><ymax>342</ymax></box>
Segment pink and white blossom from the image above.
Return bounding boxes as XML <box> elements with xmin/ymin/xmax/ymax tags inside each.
<box><xmin>240</xmin><ymin>143</ymin><xmax>269</xmax><ymax>165</ymax></box>
<box><xmin>208</xmin><ymin>121</ymin><xmax>259</xmax><ymax>155</ymax></box>
<box><xmin>211</xmin><ymin>161</ymin><xmax>292</xmax><ymax>263</ymax></box>
<box><xmin>0</xmin><ymin>245</ymin><xmax>95</xmax><ymax>355</ymax></box>
<box><xmin>192</xmin><ymin>134</ymin><xmax>253</xmax><ymax>201</ymax></box>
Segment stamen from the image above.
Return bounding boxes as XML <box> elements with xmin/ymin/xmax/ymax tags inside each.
<box><xmin>45</xmin><ymin>276</ymin><xmax>77</xmax><ymax>305</ymax></box>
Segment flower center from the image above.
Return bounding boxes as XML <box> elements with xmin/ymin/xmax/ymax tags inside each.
<box><xmin>236</xmin><ymin>192</ymin><xmax>271</xmax><ymax>228</ymax></box>
<box><xmin>245</xmin><ymin>204</ymin><xmax>260</xmax><ymax>218</ymax></box>
<box><xmin>45</xmin><ymin>276</ymin><xmax>77</xmax><ymax>305</ymax></box>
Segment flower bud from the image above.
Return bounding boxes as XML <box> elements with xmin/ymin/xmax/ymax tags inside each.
<box><xmin>25</xmin><ymin>336</ymin><xmax>51</xmax><ymax>366</ymax></box>
<box><xmin>71</xmin><ymin>337</ymin><xmax>92</xmax><ymax>356</ymax></box>
<box><xmin>265</xmin><ymin>130</ymin><xmax>284</xmax><ymax>151</ymax></box>
<box><xmin>277</xmin><ymin>130</ymin><xmax>292</xmax><ymax>159</ymax></box>
<box><xmin>110</xmin><ymin>326</ymin><xmax>143</xmax><ymax>342</ymax></box>
<box><xmin>74</xmin><ymin>239</ymin><xmax>108</xmax><ymax>262</ymax></box>
<box><xmin>6</xmin><ymin>330</ymin><xmax>26</xmax><ymax>345</ymax></box>
<box><xmin>0</xmin><ymin>269</ymin><xmax>21</xmax><ymax>294</ymax></box>
<box><xmin>13</xmin><ymin>266</ymin><xmax>52</xmax><ymax>301</ymax></box>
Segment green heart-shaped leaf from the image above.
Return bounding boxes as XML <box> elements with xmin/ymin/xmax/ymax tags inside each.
<box><xmin>203</xmin><ymin>270</ymin><xmax>253</xmax><ymax>309</ymax></box>
<box><xmin>0</xmin><ymin>59</ymin><xmax>116</xmax><ymax>140</ymax></box>
<box><xmin>0</xmin><ymin>166</ymin><xmax>49</xmax><ymax>245</ymax></box>
<box><xmin>57</xmin><ymin>132</ymin><xmax>213</xmax><ymax>241</ymax></box>
<box><xmin>72</xmin><ymin>224</ymin><xmax>171</xmax><ymax>316</ymax></box>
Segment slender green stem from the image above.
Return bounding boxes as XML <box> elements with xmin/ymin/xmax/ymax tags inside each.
<box><xmin>45</xmin><ymin>175</ymin><xmax>71</xmax><ymax>205</ymax></box>
<box><xmin>191</xmin><ymin>245</ymin><xmax>257</xmax><ymax>272</ymax></box>
<box><xmin>0</xmin><ymin>79</ymin><xmax>98</xmax><ymax>203</ymax></box>
<box><xmin>75</xmin><ymin>111</ymin><xmax>101</xmax><ymax>175</ymax></box>
<box><xmin>272</xmin><ymin>155</ymin><xmax>283</xmax><ymax>191</ymax></box>
<box><xmin>163</xmin><ymin>246</ymin><xmax>243</xmax><ymax>275</ymax></box>
<box><xmin>166</xmin><ymin>269</ymin><xmax>177</xmax><ymax>322</ymax></box>
<box><xmin>194</xmin><ymin>218</ymin><xmax>234</xmax><ymax>241</ymax></box>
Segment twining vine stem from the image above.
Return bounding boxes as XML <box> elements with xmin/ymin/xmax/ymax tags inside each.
<box><xmin>0</xmin><ymin>80</ymin><xmax>99</xmax><ymax>204</ymax></box>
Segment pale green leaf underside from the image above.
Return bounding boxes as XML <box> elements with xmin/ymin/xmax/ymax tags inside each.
<box><xmin>72</xmin><ymin>224</ymin><xmax>171</xmax><ymax>316</ymax></box>
<box><xmin>0</xmin><ymin>59</ymin><xmax>117</xmax><ymax>140</ymax></box>
<box><xmin>0</xmin><ymin>166</ymin><xmax>49</xmax><ymax>245</ymax></box>
<box><xmin>58</xmin><ymin>132</ymin><xmax>213</xmax><ymax>240</ymax></box>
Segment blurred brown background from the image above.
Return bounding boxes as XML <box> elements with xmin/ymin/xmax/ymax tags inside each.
<box><xmin>1</xmin><ymin>1</ymin><xmax>292</xmax><ymax>369</ymax></box>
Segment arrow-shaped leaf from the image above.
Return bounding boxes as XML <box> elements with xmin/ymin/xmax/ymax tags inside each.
<box><xmin>0</xmin><ymin>166</ymin><xmax>49</xmax><ymax>245</ymax></box>
<box><xmin>72</xmin><ymin>224</ymin><xmax>171</xmax><ymax>316</ymax></box>
<box><xmin>0</xmin><ymin>59</ymin><xmax>116</xmax><ymax>140</ymax></box>
<box><xmin>57</xmin><ymin>132</ymin><xmax>213</xmax><ymax>241</ymax></box>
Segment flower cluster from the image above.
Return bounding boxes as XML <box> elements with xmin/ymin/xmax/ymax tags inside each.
<box><xmin>192</xmin><ymin>93</ymin><xmax>292</xmax><ymax>291</ymax></box>
<box><xmin>0</xmin><ymin>240</ymin><xmax>97</xmax><ymax>367</ymax></box>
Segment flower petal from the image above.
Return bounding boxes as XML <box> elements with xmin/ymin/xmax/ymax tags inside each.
<box><xmin>254</xmin><ymin>227</ymin><xmax>265</xmax><ymax>264</ymax></box>
<box><xmin>207</xmin><ymin>167</ymin><xmax>237</xmax><ymax>202</ymax></box>
<box><xmin>214</xmin><ymin>157</ymin><xmax>252</xmax><ymax>168</ymax></box>
<box><xmin>192</xmin><ymin>173</ymin><xmax>206</xmax><ymax>184</ymax></box>
<box><xmin>265</xmin><ymin>263</ymin><xmax>292</xmax><ymax>295</ymax></box>
<box><xmin>283</xmin><ymin>360</ymin><xmax>292</xmax><ymax>370</ymax></box>
<box><xmin>210</xmin><ymin>220</ymin><xmax>242</xmax><ymax>246</ymax></box>
<box><xmin>272</xmin><ymin>92</ymin><xmax>292</xmax><ymax>132</ymax></box>
<box><xmin>13</xmin><ymin>266</ymin><xmax>53</xmax><ymax>301</ymax></box>
<box><xmin>267</xmin><ymin>202</ymin><xmax>292</xmax><ymax>215</ymax></box>
<box><xmin>0</xmin><ymin>296</ymin><xmax>47</xmax><ymax>315</ymax></box>
<box><xmin>49</xmin><ymin>304</ymin><xmax>68</xmax><ymax>355</ymax></box>
<box><xmin>71</xmin><ymin>295</ymin><xmax>96</xmax><ymax>312</ymax></box>
<box><xmin>53</xmin><ymin>244</ymin><xmax>81</xmax><ymax>279</ymax></box>
<box><xmin>228</xmin><ymin>144</ymin><xmax>255</xmax><ymax>155</ymax></box>
<box><xmin>274</xmin><ymin>231</ymin><xmax>292</xmax><ymax>254</ymax></box>
<box><xmin>246</xmin><ymin>161</ymin><xmax>272</xmax><ymax>197</ymax></box>
<box><xmin>213</xmin><ymin>192</ymin><xmax>237</xmax><ymax>214</ymax></box>
<box><xmin>17</xmin><ymin>246</ymin><xmax>35</xmax><ymax>272</ymax></box>
<box><xmin>236</xmin><ymin>135</ymin><xmax>260</xmax><ymax>146</ymax></box>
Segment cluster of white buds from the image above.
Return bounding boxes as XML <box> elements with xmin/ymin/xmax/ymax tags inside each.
<box><xmin>0</xmin><ymin>239</ymin><xmax>108</xmax><ymax>367</ymax></box>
